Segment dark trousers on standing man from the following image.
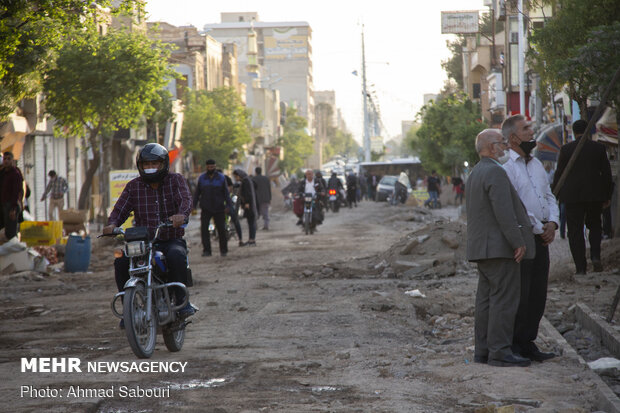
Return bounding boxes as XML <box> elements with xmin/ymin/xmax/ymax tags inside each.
<box><xmin>201</xmin><ymin>209</ymin><xmax>228</xmax><ymax>254</ymax></box>
<box><xmin>512</xmin><ymin>235</ymin><xmax>549</xmax><ymax>355</ymax></box>
<box><xmin>565</xmin><ymin>201</ymin><xmax>602</xmax><ymax>273</ymax></box>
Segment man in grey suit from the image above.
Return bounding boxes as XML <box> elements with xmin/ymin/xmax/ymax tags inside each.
<box><xmin>466</xmin><ymin>129</ymin><xmax>535</xmax><ymax>367</ymax></box>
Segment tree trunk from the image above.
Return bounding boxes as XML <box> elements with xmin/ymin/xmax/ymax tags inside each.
<box><xmin>614</xmin><ymin>108</ymin><xmax>620</xmax><ymax>238</ymax></box>
<box><xmin>77</xmin><ymin>128</ymin><xmax>101</xmax><ymax>210</ymax></box>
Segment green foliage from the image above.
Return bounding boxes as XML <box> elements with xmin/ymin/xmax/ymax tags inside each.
<box><xmin>528</xmin><ymin>0</ymin><xmax>620</xmax><ymax>117</ymax></box>
<box><xmin>441</xmin><ymin>37</ymin><xmax>465</xmax><ymax>90</ymax></box>
<box><xmin>43</xmin><ymin>26</ymin><xmax>174</xmax><ymax>208</ymax></box>
<box><xmin>181</xmin><ymin>87</ymin><xmax>252</xmax><ymax>168</ymax></box>
<box><xmin>567</xmin><ymin>22</ymin><xmax>620</xmax><ymax>110</ymax></box>
<box><xmin>278</xmin><ymin>107</ymin><xmax>314</xmax><ymax>174</ymax></box>
<box><xmin>44</xmin><ymin>28</ymin><xmax>173</xmax><ymax>137</ymax></box>
<box><xmin>411</xmin><ymin>92</ymin><xmax>485</xmax><ymax>175</ymax></box>
<box><xmin>0</xmin><ymin>0</ymin><xmax>141</xmax><ymax>120</ymax></box>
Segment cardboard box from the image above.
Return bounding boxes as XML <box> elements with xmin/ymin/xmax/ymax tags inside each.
<box><xmin>0</xmin><ymin>249</ymin><xmax>35</xmax><ymax>274</ymax></box>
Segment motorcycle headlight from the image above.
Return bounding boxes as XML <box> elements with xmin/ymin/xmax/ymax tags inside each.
<box><xmin>125</xmin><ymin>241</ymin><xmax>145</xmax><ymax>257</ymax></box>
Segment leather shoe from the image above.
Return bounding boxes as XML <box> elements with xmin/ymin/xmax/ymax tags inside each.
<box><xmin>488</xmin><ymin>353</ymin><xmax>531</xmax><ymax>367</ymax></box>
<box><xmin>522</xmin><ymin>349</ymin><xmax>556</xmax><ymax>362</ymax></box>
<box><xmin>473</xmin><ymin>355</ymin><xmax>488</xmax><ymax>364</ymax></box>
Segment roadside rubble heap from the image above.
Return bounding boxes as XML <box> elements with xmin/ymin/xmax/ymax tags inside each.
<box><xmin>0</xmin><ymin>234</ymin><xmax>49</xmax><ymax>274</ymax></box>
<box><xmin>371</xmin><ymin>217</ymin><xmax>469</xmax><ymax>280</ymax></box>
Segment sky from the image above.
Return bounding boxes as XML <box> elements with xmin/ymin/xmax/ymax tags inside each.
<box><xmin>145</xmin><ymin>0</ymin><xmax>486</xmax><ymax>144</ymax></box>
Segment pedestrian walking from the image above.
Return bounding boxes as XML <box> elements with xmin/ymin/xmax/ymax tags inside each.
<box><xmin>502</xmin><ymin>114</ymin><xmax>558</xmax><ymax>362</ymax></box>
<box><xmin>466</xmin><ymin>129</ymin><xmax>535</xmax><ymax>367</ymax></box>
<box><xmin>551</xmin><ymin>119</ymin><xmax>613</xmax><ymax>274</ymax></box>
<box><xmin>41</xmin><ymin>170</ymin><xmax>68</xmax><ymax>221</ymax></box>
<box><xmin>221</xmin><ymin>169</ymin><xmax>244</xmax><ymax>246</ymax></box>
<box><xmin>346</xmin><ymin>172</ymin><xmax>357</xmax><ymax>207</ymax></box>
<box><xmin>253</xmin><ymin>167</ymin><xmax>272</xmax><ymax>230</ymax></box>
<box><xmin>233</xmin><ymin>169</ymin><xmax>257</xmax><ymax>246</ymax></box>
<box><xmin>0</xmin><ymin>151</ymin><xmax>24</xmax><ymax>240</ymax></box>
<box><xmin>193</xmin><ymin>159</ymin><xmax>233</xmax><ymax>257</ymax></box>
<box><xmin>424</xmin><ymin>171</ymin><xmax>441</xmax><ymax>208</ymax></box>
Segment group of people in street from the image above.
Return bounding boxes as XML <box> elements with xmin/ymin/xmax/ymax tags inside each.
<box><xmin>467</xmin><ymin>115</ymin><xmax>613</xmax><ymax>368</ymax></box>
<box><xmin>192</xmin><ymin>159</ymin><xmax>273</xmax><ymax>257</ymax></box>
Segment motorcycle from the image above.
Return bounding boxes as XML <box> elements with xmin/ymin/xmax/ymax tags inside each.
<box><xmin>328</xmin><ymin>188</ymin><xmax>340</xmax><ymax>212</ymax></box>
<box><xmin>388</xmin><ymin>184</ymin><xmax>408</xmax><ymax>206</ymax></box>
<box><xmin>209</xmin><ymin>195</ymin><xmax>241</xmax><ymax>241</ymax></box>
<box><xmin>100</xmin><ymin>221</ymin><xmax>194</xmax><ymax>358</ymax></box>
<box><xmin>283</xmin><ymin>191</ymin><xmax>294</xmax><ymax>211</ymax></box>
<box><xmin>303</xmin><ymin>192</ymin><xmax>317</xmax><ymax>235</ymax></box>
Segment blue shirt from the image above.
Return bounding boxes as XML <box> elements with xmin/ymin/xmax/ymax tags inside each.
<box><xmin>193</xmin><ymin>171</ymin><xmax>233</xmax><ymax>213</ymax></box>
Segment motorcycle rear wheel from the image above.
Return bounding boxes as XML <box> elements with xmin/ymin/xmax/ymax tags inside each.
<box><xmin>124</xmin><ymin>284</ymin><xmax>157</xmax><ymax>358</ymax></box>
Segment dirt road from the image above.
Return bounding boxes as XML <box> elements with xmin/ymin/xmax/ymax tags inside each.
<box><xmin>1</xmin><ymin>200</ymin><xmax>616</xmax><ymax>412</ymax></box>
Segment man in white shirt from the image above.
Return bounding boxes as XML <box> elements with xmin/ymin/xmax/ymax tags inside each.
<box><xmin>502</xmin><ymin>114</ymin><xmax>559</xmax><ymax>363</ymax></box>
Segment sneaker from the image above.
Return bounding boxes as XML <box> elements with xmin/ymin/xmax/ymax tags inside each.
<box><xmin>247</xmin><ymin>240</ymin><xmax>256</xmax><ymax>247</ymax></box>
<box><xmin>296</xmin><ymin>219</ymin><xmax>303</xmax><ymax>225</ymax></box>
<box><xmin>178</xmin><ymin>302</ymin><xmax>196</xmax><ymax>318</ymax></box>
<box><xmin>202</xmin><ymin>251</ymin><xmax>212</xmax><ymax>257</ymax></box>
<box><xmin>119</xmin><ymin>319</ymin><xmax>125</xmax><ymax>330</ymax></box>
<box><xmin>238</xmin><ymin>241</ymin><xmax>246</xmax><ymax>247</ymax></box>
<box><xmin>220</xmin><ymin>252</ymin><xmax>227</xmax><ymax>257</ymax></box>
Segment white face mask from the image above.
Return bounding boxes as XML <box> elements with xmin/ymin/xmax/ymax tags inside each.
<box><xmin>144</xmin><ymin>168</ymin><xmax>158</xmax><ymax>174</ymax></box>
<box><xmin>497</xmin><ymin>151</ymin><xmax>510</xmax><ymax>165</ymax></box>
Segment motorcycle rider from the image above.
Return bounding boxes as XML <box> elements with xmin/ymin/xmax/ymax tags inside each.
<box><xmin>297</xmin><ymin>169</ymin><xmax>325</xmax><ymax>226</ymax></box>
<box><xmin>394</xmin><ymin>171</ymin><xmax>409</xmax><ymax>204</ymax></box>
<box><xmin>346</xmin><ymin>172</ymin><xmax>358</xmax><ymax>208</ymax></box>
<box><xmin>103</xmin><ymin>143</ymin><xmax>195</xmax><ymax>325</ymax></box>
<box><xmin>327</xmin><ymin>172</ymin><xmax>345</xmax><ymax>207</ymax></box>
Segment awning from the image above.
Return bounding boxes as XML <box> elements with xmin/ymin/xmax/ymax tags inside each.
<box><xmin>0</xmin><ymin>114</ymin><xmax>30</xmax><ymax>159</ymax></box>
<box><xmin>534</xmin><ymin>122</ymin><xmax>563</xmax><ymax>162</ymax></box>
<box><xmin>595</xmin><ymin>107</ymin><xmax>617</xmax><ymax>145</ymax></box>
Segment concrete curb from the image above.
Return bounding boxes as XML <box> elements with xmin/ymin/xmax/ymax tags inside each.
<box><xmin>575</xmin><ymin>303</ymin><xmax>620</xmax><ymax>359</ymax></box>
<box><xmin>541</xmin><ymin>309</ymin><xmax>620</xmax><ymax>412</ymax></box>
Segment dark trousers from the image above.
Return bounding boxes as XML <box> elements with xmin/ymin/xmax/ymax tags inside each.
<box><xmin>475</xmin><ymin>258</ymin><xmax>521</xmax><ymax>360</ymax></box>
<box><xmin>0</xmin><ymin>203</ymin><xmax>20</xmax><ymax>239</ymax></box>
<box><xmin>114</xmin><ymin>238</ymin><xmax>188</xmax><ymax>302</ymax></box>
<box><xmin>513</xmin><ymin>236</ymin><xmax>549</xmax><ymax>355</ymax></box>
<box><xmin>244</xmin><ymin>213</ymin><xmax>256</xmax><ymax>241</ymax></box>
<box><xmin>201</xmin><ymin>210</ymin><xmax>227</xmax><ymax>254</ymax></box>
<box><xmin>566</xmin><ymin>201</ymin><xmax>602</xmax><ymax>272</ymax></box>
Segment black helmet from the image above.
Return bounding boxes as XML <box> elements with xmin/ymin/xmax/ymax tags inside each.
<box><xmin>136</xmin><ymin>143</ymin><xmax>169</xmax><ymax>183</ymax></box>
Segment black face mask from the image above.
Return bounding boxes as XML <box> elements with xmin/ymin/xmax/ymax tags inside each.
<box><xmin>519</xmin><ymin>140</ymin><xmax>537</xmax><ymax>156</ymax></box>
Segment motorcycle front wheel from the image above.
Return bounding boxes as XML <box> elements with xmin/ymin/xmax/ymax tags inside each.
<box><xmin>124</xmin><ymin>284</ymin><xmax>157</xmax><ymax>358</ymax></box>
<box><xmin>304</xmin><ymin>211</ymin><xmax>311</xmax><ymax>235</ymax></box>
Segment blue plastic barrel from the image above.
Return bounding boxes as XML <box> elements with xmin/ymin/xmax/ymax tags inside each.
<box><xmin>65</xmin><ymin>235</ymin><xmax>91</xmax><ymax>272</ymax></box>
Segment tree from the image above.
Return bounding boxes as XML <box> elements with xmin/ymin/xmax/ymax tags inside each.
<box><xmin>0</xmin><ymin>0</ymin><xmax>140</xmax><ymax>119</ymax></box>
<box><xmin>43</xmin><ymin>27</ymin><xmax>174</xmax><ymax>210</ymax></box>
<box><xmin>528</xmin><ymin>0</ymin><xmax>620</xmax><ymax>117</ymax></box>
<box><xmin>278</xmin><ymin>107</ymin><xmax>314</xmax><ymax>174</ymax></box>
<box><xmin>181</xmin><ymin>87</ymin><xmax>252</xmax><ymax>168</ymax></box>
<box><xmin>411</xmin><ymin>92</ymin><xmax>486</xmax><ymax>176</ymax></box>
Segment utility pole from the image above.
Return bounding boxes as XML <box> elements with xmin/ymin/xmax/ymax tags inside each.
<box><xmin>518</xmin><ymin>0</ymin><xmax>525</xmax><ymax>115</ymax></box>
<box><xmin>361</xmin><ymin>26</ymin><xmax>371</xmax><ymax>162</ymax></box>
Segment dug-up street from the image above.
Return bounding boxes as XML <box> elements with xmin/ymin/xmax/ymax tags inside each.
<box><xmin>1</xmin><ymin>199</ymin><xmax>619</xmax><ymax>412</ymax></box>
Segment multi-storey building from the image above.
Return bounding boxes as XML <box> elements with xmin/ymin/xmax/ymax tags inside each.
<box><xmin>204</xmin><ymin>12</ymin><xmax>316</xmax><ymax>167</ymax></box>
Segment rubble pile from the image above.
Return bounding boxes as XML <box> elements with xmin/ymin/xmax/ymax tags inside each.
<box><xmin>371</xmin><ymin>218</ymin><xmax>469</xmax><ymax>280</ymax></box>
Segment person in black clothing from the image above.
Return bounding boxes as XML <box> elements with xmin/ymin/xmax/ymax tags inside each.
<box><xmin>220</xmin><ymin>169</ymin><xmax>244</xmax><ymax>246</ymax></box>
<box><xmin>233</xmin><ymin>169</ymin><xmax>258</xmax><ymax>246</ymax></box>
<box><xmin>193</xmin><ymin>160</ymin><xmax>233</xmax><ymax>257</ymax></box>
<box><xmin>346</xmin><ymin>172</ymin><xmax>357</xmax><ymax>208</ymax></box>
<box><xmin>424</xmin><ymin>171</ymin><xmax>441</xmax><ymax>208</ymax></box>
<box><xmin>551</xmin><ymin>119</ymin><xmax>613</xmax><ymax>274</ymax></box>
<box><xmin>297</xmin><ymin>169</ymin><xmax>326</xmax><ymax>226</ymax></box>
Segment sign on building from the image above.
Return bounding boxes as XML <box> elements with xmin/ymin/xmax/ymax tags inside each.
<box><xmin>441</xmin><ymin>11</ymin><xmax>480</xmax><ymax>34</ymax></box>
<box><xmin>264</xmin><ymin>27</ymin><xmax>308</xmax><ymax>60</ymax></box>
<box><xmin>370</xmin><ymin>136</ymin><xmax>384</xmax><ymax>153</ymax></box>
